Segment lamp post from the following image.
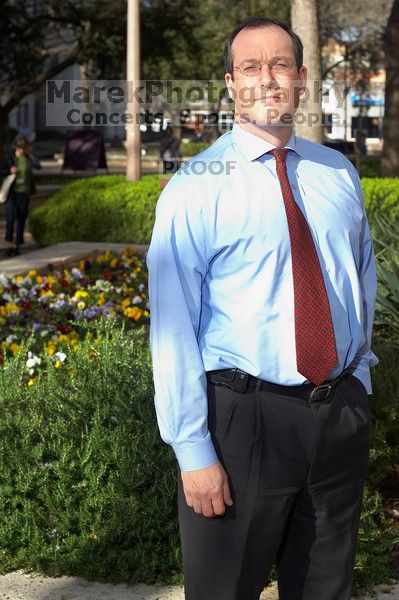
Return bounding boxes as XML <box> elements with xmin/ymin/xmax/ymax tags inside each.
<box><xmin>126</xmin><ymin>0</ymin><xmax>141</xmax><ymax>181</ymax></box>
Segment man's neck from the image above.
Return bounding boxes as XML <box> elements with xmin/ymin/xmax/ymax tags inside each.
<box><xmin>238</xmin><ymin>121</ymin><xmax>293</xmax><ymax>148</ymax></box>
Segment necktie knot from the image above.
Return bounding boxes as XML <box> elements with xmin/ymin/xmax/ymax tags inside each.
<box><xmin>270</xmin><ymin>148</ymin><xmax>289</xmax><ymax>164</ymax></box>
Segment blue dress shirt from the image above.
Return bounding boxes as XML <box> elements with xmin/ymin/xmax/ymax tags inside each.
<box><xmin>147</xmin><ymin>124</ymin><xmax>378</xmax><ymax>472</ymax></box>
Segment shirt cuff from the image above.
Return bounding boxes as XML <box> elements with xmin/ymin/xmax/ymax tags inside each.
<box><xmin>172</xmin><ymin>433</ymin><xmax>219</xmax><ymax>471</ymax></box>
<box><xmin>350</xmin><ymin>363</ymin><xmax>372</xmax><ymax>394</ymax></box>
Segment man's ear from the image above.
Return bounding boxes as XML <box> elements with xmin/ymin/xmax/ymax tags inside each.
<box><xmin>298</xmin><ymin>66</ymin><xmax>307</xmax><ymax>96</ymax></box>
<box><xmin>224</xmin><ymin>73</ymin><xmax>235</xmax><ymax>102</ymax></box>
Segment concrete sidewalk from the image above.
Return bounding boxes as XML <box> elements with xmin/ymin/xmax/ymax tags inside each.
<box><xmin>0</xmin><ymin>571</ymin><xmax>397</xmax><ymax>600</ymax></box>
<box><xmin>0</xmin><ymin>241</ymin><xmax>148</xmax><ymax>276</ymax></box>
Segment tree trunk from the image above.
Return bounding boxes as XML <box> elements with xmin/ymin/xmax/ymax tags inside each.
<box><xmin>381</xmin><ymin>0</ymin><xmax>399</xmax><ymax>177</ymax></box>
<box><xmin>126</xmin><ymin>0</ymin><xmax>141</xmax><ymax>181</ymax></box>
<box><xmin>291</xmin><ymin>0</ymin><xmax>323</xmax><ymax>143</ymax></box>
<box><xmin>0</xmin><ymin>109</ymin><xmax>8</xmax><ymax>168</ymax></box>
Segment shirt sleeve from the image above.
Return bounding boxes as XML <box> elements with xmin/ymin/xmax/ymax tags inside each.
<box><xmin>147</xmin><ymin>175</ymin><xmax>219</xmax><ymax>471</ymax></box>
<box><xmin>347</xmin><ymin>163</ymin><xmax>378</xmax><ymax>393</ymax></box>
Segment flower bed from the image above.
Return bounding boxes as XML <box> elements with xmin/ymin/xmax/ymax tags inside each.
<box><xmin>0</xmin><ymin>248</ymin><xmax>149</xmax><ymax>383</ymax></box>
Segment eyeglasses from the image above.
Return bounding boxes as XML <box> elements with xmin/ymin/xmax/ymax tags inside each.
<box><xmin>233</xmin><ymin>58</ymin><xmax>294</xmax><ymax>77</ymax></box>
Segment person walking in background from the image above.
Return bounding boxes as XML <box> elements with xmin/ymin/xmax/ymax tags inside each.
<box><xmin>2</xmin><ymin>134</ymin><xmax>40</xmax><ymax>257</ymax></box>
<box><xmin>160</xmin><ymin>126</ymin><xmax>181</xmax><ymax>174</ymax></box>
<box><xmin>148</xmin><ymin>16</ymin><xmax>377</xmax><ymax>600</ymax></box>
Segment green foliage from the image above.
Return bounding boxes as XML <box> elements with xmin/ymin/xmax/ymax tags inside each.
<box><xmin>180</xmin><ymin>141</ymin><xmax>211</xmax><ymax>156</ymax></box>
<box><xmin>349</xmin><ymin>156</ymin><xmax>381</xmax><ymax>178</ymax></box>
<box><xmin>29</xmin><ymin>174</ymin><xmax>399</xmax><ymax>248</ymax></box>
<box><xmin>370</xmin><ymin>215</ymin><xmax>399</xmax><ymax>347</ymax></box>
<box><xmin>0</xmin><ymin>321</ymin><xmax>181</xmax><ymax>583</ymax></box>
<box><xmin>355</xmin><ymin>486</ymin><xmax>399</xmax><ymax>595</ymax></box>
<box><xmin>375</xmin><ymin>248</ymin><xmax>399</xmax><ymax>347</ymax></box>
<box><xmin>362</xmin><ymin>178</ymin><xmax>399</xmax><ymax>222</ymax></box>
<box><xmin>352</xmin><ymin>339</ymin><xmax>399</xmax><ymax>593</ymax></box>
<box><xmin>29</xmin><ymin>175</ymin><xmax>160</xmax><ymax>247</ymax></box>
<box><xmin>368</xmin><ymin>340</ymin><xmax>399</xmax><ymax>487</ymax></box>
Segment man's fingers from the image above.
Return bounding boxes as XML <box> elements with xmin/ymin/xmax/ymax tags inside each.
<box><xmin>223</xmin><ymin>478</ymin><xmax>234</xmax><ymax>506</ymax></box>
<box><xmin>211</xmin><ymin>495</ymin><xmax>227</xmax><ymax>516</ymax></box>
<box><xmin>192</xmin><ymin>497</ymin><xmax>204</xmax><ymax>514</ymax></box>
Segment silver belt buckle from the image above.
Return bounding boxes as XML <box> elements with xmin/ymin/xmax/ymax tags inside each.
<box><xmin>309</xmin><ymin>382</ymin><xmax>333</xmax><ymax>402</ymax></box>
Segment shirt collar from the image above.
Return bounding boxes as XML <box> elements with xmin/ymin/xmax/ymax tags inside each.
<box><xmin>231</xmin><ymin>123</ymin><xmax>304</xmax><ymax>161</ymax></box>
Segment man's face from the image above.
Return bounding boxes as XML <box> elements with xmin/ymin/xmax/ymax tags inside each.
<box><xmin>225</xmin><ymin>25</ymin><xmax>307</xmax><ymax>129</ymax></box>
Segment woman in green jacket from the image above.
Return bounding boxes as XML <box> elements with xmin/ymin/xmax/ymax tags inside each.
<box><xmin>3</xmin><ymin>134</ymin><xmax>40</xmax><ymax>257</ymax></box>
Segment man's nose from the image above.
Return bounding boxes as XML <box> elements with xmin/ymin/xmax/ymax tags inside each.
<box><xmin>258</xmin><ymin>63</ymin><xmax>276</xmax><ymax>84</ymax></box>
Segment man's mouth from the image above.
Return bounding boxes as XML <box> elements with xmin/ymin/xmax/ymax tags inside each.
<box><xmin>255</xmin><ymin>93</ymin><xmax>282</xmax><ymax>103</ymax></box>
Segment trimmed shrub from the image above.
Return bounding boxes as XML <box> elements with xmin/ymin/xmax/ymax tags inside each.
<box><xmin>29</xmin><ymin>175</ymin><xmax>160</xmax><ymax>247</ymax></box>
<box><xmin>0</xmin><ymin>322</ymin><xmax>182</xmax><ymax>584</ymax></box>
<box><xmin>362</xmin><ymin>178</ymin><xmax>399</xmax><ymax>222</ymax></box>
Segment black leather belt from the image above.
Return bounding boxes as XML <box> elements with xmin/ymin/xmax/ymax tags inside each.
<box><xmin>207</xmin><ymin>368</ymin><xmax>348</xmax><ymax>402</ymax></box>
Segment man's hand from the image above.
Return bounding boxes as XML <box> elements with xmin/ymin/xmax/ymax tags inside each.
<box><xmin>181</xmin><ymin>461</ymin><xmax>233</xmax><ymax>517</ymax></box>
<box><xmin>10</xmin><ymin>166</ymin><xmax>17</xmax><ymax>174</ymax></box>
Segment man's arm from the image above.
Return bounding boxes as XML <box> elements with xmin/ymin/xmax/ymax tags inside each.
<box><xmin>147</xmin><ymin>177</ymin><xmax>233</xmax><ymax>516</ymax></box>
<box><xmin>347</xmin><ymin>165</ymin><xmax>378</xmax><ymax>393</ymax></box>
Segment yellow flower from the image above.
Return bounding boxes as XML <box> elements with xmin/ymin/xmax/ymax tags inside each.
<box><xmin>40</xmin><ymin>289</ymin><xmax>54</xmax><ymax>297</ymax></box>
<box><xmin>46</xmin><ymin>342</ymin><xmax>56</xmax><ymax>356</ymax></box>
<box><xmin>28</xmin><ymin>270</ymin><xmax>37</xmax><ymax>278</ymax></box>
<box><xmin>124</xmin><ymin>306</ymin><xmax>142</xmax><ymax>321</ymax></box>
<box><xmin>69</xmin><ymin>339</ymin><xmax>79</xmax><ymax>351</ymax></box>
<box><xmin>10</xmin><ymin>342</ymin><xmax>20</xmax><ymax>355</ymax></box>
<box><xmin>46</xmin><ymin>275</ymin><xmax>57</xmax><ymax>286</ymax></box>
<box><xmin>110</xmin><ymin>257</ymin><xmax>118</xmax><ymax>267</ymax></box>
<box><xmin>74</xmin><ymin>290</ymin><xmax>89</xmax><ymax>300</ymax></box>
<box><xmin>77</xmin><ymin>301</ymin><xmax>86</xmax><ymax>310</ymax></box>
<box><xmin>57</xmin><ymin>334</ymin><xmax>69</xmax><ymax>344</ymax></box>
<box><xmin>28</xmin><ymin>377</ymin><xmax>37</xmax><ymax>387</ymax></box>
<box><xmin>79</xmin><ymin>259</ymin><xmax>85</xmax><ymax>271</ymax></box>
<box><xmin>55</xmin><ymin>360</ymin><xmax>62</xmax><ymax>368</ymax></box>
<box><xmin>5</xmin><ymin>303</ymin><xmax>19</xmax><ymax>315</ymax></box>
<box><xmin>36</xmin><ymin>275</ymin><xmax>43</xmax><ymax>284</ymax></box>
<box><xmin>121</xmin><ymin>298</ymin><xmax>131</xmax><ymax>308</ymax></box>
<box><xmin>15</xmin><ymin>275</ymin><xmax>24</xmax><ymax>283</ymax></box>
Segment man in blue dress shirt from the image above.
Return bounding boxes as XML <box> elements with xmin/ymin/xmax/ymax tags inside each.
<box><xmin>147</xmin><ymin>16</ymin><xmax>377</xmax><ymax>600</ymax></box>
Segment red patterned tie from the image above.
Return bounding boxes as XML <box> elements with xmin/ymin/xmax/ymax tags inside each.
<box><xmin>270</xmin><ymin>148</ymin><xmax>337</xmax><ymax>385</ymax></box>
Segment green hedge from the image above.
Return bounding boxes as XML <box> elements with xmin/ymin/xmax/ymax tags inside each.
<box><xmin>0</xmin><ymin>322</ymin><xmax>181</xmax><ymax>584</ymax></box>
<box><xmin>29</xmin><ymin>174</ymin><xmax>399</xmax><ymax>247</ymax></box>
<box><xmin>362</xmin><ymin>178</ymin><xmax>399</xmax><ymax>221</ymax></box>
<box><xmin>29</xmin><ymin>175</ymin><xmax>160</xmax><ymax>247</ymax></box>
<box><xmin>0</xmin><ymin>317</ymin><xmax>397</xmax><ymax>591</ymax></box>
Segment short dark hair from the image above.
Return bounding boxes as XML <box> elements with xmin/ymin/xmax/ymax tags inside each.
<box><xmin>223</xmin><ymin>17</ymin><xmax>303</xmax><ymax>75</ymax></box>
<box><xmin>12</xmin><ymin>134</ymin><xmax>30</xmax><ymax>152</ymax></box>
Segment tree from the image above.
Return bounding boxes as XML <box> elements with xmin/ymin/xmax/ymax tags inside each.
<box><xmin>381</xmin><ymin>0</ymin><xmax>399</xmax><ymax>177</ymax></box>
<box><xmin>291</xmin><ymin>0</ymin><xmax>322</xmax><ymax>143</ymax></box>
<box><xmin>318</xmin><ymin>0</ymin><xmax>391</xmax><ymax>81</ymax></box>
<box><xmin>0</xmin><ymin>0</ymin><xmax>126</xmax><ymax>164</ymax></box>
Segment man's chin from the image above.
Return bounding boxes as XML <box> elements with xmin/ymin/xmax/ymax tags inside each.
<box><xmin>238</xmin><ymin>110</ymin><xmax>295</xmax><ymax>129</ymax></box>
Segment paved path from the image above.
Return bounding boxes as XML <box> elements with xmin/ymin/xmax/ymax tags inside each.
<box><xmin>0</xmin><ymin>571</ymin><xmax>398</xmax><ymax>600</ymax></box>
<box><xmin>0</xmin><ymin>241</ymin><xmax>148</xmax><ymax>276</ymax></box>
